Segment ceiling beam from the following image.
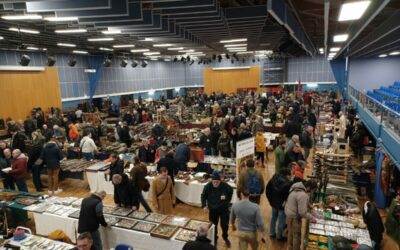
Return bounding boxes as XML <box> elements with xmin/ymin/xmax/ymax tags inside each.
<box><xmin>324</xmin><ymin>0</ymin><xmax>329</xmax><ymax>58</ymax></box>
<box><xmin>335</xmin><ymin>0</ymin><xmax>391</xmax><ymax>59</ymax></box>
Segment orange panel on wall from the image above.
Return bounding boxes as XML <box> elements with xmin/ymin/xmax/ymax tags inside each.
<box><xmin>203</xmin><ymin>66</ymin><xmax>260</xmax><ymax>94</ymax></box>
<box><xmin>0</xmin><ymin>67</ymin><xmax>61</xmax><ymax>121</ymax></box>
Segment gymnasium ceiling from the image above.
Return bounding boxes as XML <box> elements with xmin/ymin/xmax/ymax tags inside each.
<box><xmin>0</xmin><ymin>0</ymin><xmax>398</xmax><ymax>60</ymax></box>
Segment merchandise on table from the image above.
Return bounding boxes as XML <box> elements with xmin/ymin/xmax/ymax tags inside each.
<box><xmin>128</xmin><ymin>210</ymin><xmax>150</xmax><ymax>220</ymax></box>
<box><xmin>112</xmin><ymin>207</ymin><xmax>133</xmax><ymax>217</ymax></box>
<box><xmin>53</xmin><ymin>207</ymin><xmax>77</xmax><ymax>216</ymax></box>
<box><xmin>24</xmin><ymin>203</ymin><xmax>51</xmax><ymax>213</ymax></box>
<box><xmin>60</xmin><ymin>159</ymin><xmax>100</xmax><ymax>172</ymax></box>
<box><xmin>71</xmin><ymin>198</ymin><xmax>83</xmax><ymax>208</ymax></box>
<box><xmin>162</xmin><ymin>215</ymin><xmax>190</xmax><ymax>227</ymax></box>
<box><xmin>184</xmin><ymin>220</ymin><xmax>211</xmax><ymax>231</ymax></box>
<box><xmin>174</xmin><ymin>228</ymin><xmax>197</xmax><ymax>242</ymax></box>
<box><xmin>145</xmin><ymin>213</ymin><xmax>167</xmax><ymax>223</ymax></box>
<box><xmin>53</xmin><ymin>197</ymin><xmax>79</xmax><ymax>206</ymax></box>
<box><xmin>114</xmin><ymin>218</ymin><xmax>139</xmax><ymax>229</ymax></box>
<box><xmin>45</xmin><ymin>204</ymin><xmax>65</xmax><ymax>214</ymax></box>
<box><xmin>68</xmin><ymin>209</ymin><xmax>81</xmax><ymax>219</ymax></box>
<box><xmin>102</xmin><ymin>206</ymin><xmax>115</xmax><ymax>215</ymax></box>
<box><xmin>150</xmin><ymin>224</ymin><xmax>179</xmax><ymax>239</ymax></box>
<box><xmin>14</xmin><ymin>197</ymin><xmax>38</xmax><ymax>206</ymax></box>
<box><xmin>104</xmin><ymin>215</ymin><xmax>121</xmax><ymax>226</ymax></box>
<box><xmin>19</xmin><ymin>235</ymin><xmax>73</xmax><ymax>250</ymax></box>
<box><xmin>132</xmin><ymin>221</ymin><xmax>157</xmax><ymax>233</ymax></box>
<box><xmin>0</xmin><ymin>191</ymin><xmax>18</xmax><ymax>201</ymax></box>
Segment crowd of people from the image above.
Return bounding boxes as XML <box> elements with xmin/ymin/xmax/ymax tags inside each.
<box><xmin>0</xmin><ymin>89</ymin><xmax>378</xmax><ymax>250</ymax></box>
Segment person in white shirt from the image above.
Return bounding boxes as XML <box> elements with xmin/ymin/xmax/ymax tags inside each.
<box><xmin>80</xmin><ymin>132</ymin><xmax>97</xmax><ymax>160</ymax></box>
<box><xmin>75</xmin><ymin>109</ymin><xmax>83</xmax><ymax>123</ymax></box>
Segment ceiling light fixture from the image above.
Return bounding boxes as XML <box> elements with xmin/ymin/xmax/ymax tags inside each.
<box><xmin>2</xmin><ymin>14</ymin><xmax>42</xmax><ymax>20</ymax></box>
<box><xmin>378</xmin><ymin>54</ymin><xmax>387</xmax><ymax>58</ymax></box>
<box><xmin>143</xmin><ymin>52</ymin><xmax>160</xmax><ymax>56</ymax></box>
<box><xmin>113</xmin><ymin>44</ymin><xmax>135</xmax><ymax>48</ymax></box>
<box><xmin>0</xmin><ymin>36</ymin><xmax>3</xmax><ymax>40</ymax></box>
<box><xmin>153</xmin><ymin>44</ymin><xmax>172</xmax><ymax>47</ymax></box>
<box><xmin>99</xmin><ymin>47</ymin><xmax>114</xmax><ymax>51</ymax></box>
<box><xmin>389</xmin><ymin>51</ymin><xmax>400</xmax><ymax>56</ymax></box>
<box><xmin>178</xmin><ymin>50</ymin><xmax>194</xmax><ymax>53</ymax></box>
<box><xmin>224</xmin><ymin>44</ymin><xmax>247</xmax><ymax>47</ymax></box>
<box><xmin>139</xmin><ymin>38</ymin><xmax>153</xmax><ymax>42</ymax></box>
<box><xmin>236</xmin><ymin>51</ymin><xmax>253</xmax><ymax>54</ymax></box>
<box><xmin>102</xmin><ymin>29</ymin><xmax>121</xmax><ymax>35</ymax></box>
<box><xmin>330</xmin><ymin>47</ymin><xmax>341</xmax><ymax>52</ymax></box>
<box><xmin>338</xmin><ymin>1</ymin><xmax>371</xmax><ymax>21</ymax></box>
<box><xmin>131</xmin><ymin>49</ymin><xmax>150</xmax><ymax>53</ymax></box>
<box><xmin>55</xmin><ymin>29</ymin><xmax>87</xmax><ymax>34</ymax></box>
<box><xmin>319</xmin><ymin>48</ymin><xmax>324</xmax><ymax>54</ymax></box>
<box><xmin>73</xmin><ymin>50</ymin><xmax>88</xmax><ymax>54</ymax></box>
<box><xmin>44</xmin><ymin>16</ymin><xmax>78</xmax><ymax>22</ymax></box>
<box><xmin>88</xmin><ymin>38</ymin><xmax>114</xmax><ymax>42</ymax></box>
<box><xmin>26</xmin><ymin>46</ymin><xmax>39</xmax><ymax>50</ymax></box>
<box><xmin>220</xmin><ymin>38</ymin><xmax>247</xmax><ymax>43</ymax></box>
<box><xmin>57</xmin><ymin>43</ymin><xmax>76</xmax><ymax>47</ymax></box>
<box><xmin>9</xmin><ymin>27</ymin><xmax>40</xmax><ymax>34</ymax></box>
<box><xmin>333</xmin><ymin>34</ymin><xmax>349</xmax><ymax>42</ymax></box>
<box><xmin>167</xmin><ymin>47</ymin><xmax>184</xmax><ymax>51</ymax></box>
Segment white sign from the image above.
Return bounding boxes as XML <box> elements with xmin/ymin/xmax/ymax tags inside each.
<box><xmin>236</xmin><ymin>137</ymin><xmax>255</xmax><ymax>159</ymax></box>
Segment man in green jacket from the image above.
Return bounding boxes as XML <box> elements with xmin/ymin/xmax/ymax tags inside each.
<box><xmin>201</xmin><ymin>172</ymin><xmax>233</xmax><ymax>247</ymax></box>
<box><xmin>274</xmin><ymin>138</ymin><xmax>286</xmax><ymax>174</ymax></box>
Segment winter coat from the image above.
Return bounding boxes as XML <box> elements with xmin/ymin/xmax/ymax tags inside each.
<box><xmin>182</xmin><ymin>236</ymin><xmax>216</xmax><ymax>250</ymax></box>
<box><xmin>300</xmin><ymin>131</ymin><xmax>313</xmax><ymax>149</ymax></box>
<box><xmin>217</xmin><ymin>136</ymin><xmax>231</xmax><ymax>154</ymax></box>
<box><xmin>284</xmin><ymin>182</ymin><xmax>312</xmax><ymax>219</ymax></box>
<box><xmin>10</xmin><ymin>154</ymin><xmax>28</xmax><ymax>179</ymax></box>
<box><xmin>40</xmin><ymin>142</ymin><xmax>63</xmax><ymax>168</ymax></box>
<box><xmin>114</xmin><ymin>174</ymin><xmax>139</xmax><ymax>208</ymax></box>
<box><xmin>362</xmin><ymin>201</ymin><xmax>384</xmax><ymax>243</ymax></box>
<box><xmin>266</xmin><ymin>173</ymin><xmax>291</xmax><ymax>209</ymax></box>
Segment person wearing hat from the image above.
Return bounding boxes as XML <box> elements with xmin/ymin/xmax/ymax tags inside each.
<box><xmin>78</xmin><ymin>191</ymin><xmax>111</xmax><ymax>250</ymax></box>
<box><xmin>201</xmin><ymin>172</ymin><xmax>233</xmax><ymax>247</ymax></box>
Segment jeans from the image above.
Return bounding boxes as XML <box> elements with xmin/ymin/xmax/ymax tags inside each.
<box><xmin>82</xmin><ymin>152</ymin><xmax>94</xmax><ymax>161</ymax></box>
<box><xmin>90</xmin><ymin>230</ymin><xmax>102</xmax><ymax>250</ymax></box>
<box><xmin>48</xmin><ymin>168</ymin><xmax>60</xmax><ymax>192</ymax></box>
<box><xmin>238</xmin><ymin>231</ymin><xmax>258</xmax><ymax>250</ymax></box>
<box><xmin>138</xmin><ymin>191</ymin><xmax>152</xmax><ymax>212</ymax></box>
<box><xmin>209</xmin><ymin>207</ymin><xmax>230</xmax><ymax>242</ymax></box>
<box><xmin>15</xmin><ymin>178</ymin><xmax>28</xmax><ymax>192</ymax></box>
<box><xmin>270</xmin><ymin>207</ymin><xmax>286</xmax><ymax>239</ymax></box>
<box><xmin>32</xmin><ymin>164</ymin><xmax>43</xmax><ymax>191</ymax></box>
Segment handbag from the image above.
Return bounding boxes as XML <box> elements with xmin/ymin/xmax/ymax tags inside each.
<box><xmin>156</xmin><ymin>178</ymin><xmax>169</xmax><ymax>198</ymax></box>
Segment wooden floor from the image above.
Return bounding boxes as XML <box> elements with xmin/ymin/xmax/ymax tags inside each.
<box><xmin>22</xmin><ymin>152</ymin><xmax>399</xmax><ymax>250</ymax></box>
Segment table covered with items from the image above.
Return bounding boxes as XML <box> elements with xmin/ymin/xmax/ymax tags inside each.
<box><xmin>0</xmin><ymin>233</ymin><xmax>74</xmax><ymax>250</ymax></box>
<box><xmin>27</xmin><ymin>196</ymin><xmax>215</xmax><ymax>249</ymax></box>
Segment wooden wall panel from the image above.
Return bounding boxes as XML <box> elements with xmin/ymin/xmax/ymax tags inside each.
<box><xmin>203</xmin><ymin>66</ymin><xmax>260</xmax><ymax>94</ymax></box>
<box><xmin>0</xmin><ymin>67</ymin><xmax>61</xmax><ymax>121</ymax></box>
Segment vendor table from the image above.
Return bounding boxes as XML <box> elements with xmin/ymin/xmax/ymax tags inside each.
<box><xmin>87</xmin><ymin>172</ymin><xmax>238</xmax><ymax>207</ymax></box>
<box><xmin>0</xmin><ymin>233</ymin><xmax>74</xmax><ymax>250</ymax></box>
<box><xmin>0</xmin><ymin>189</ymin><xmax>42</xmax><ymax>224</ymax></box>
<box><xmin>32</xmin><ymin>210</ymin><xmax>215</xmax><ymax>248</ymax></box>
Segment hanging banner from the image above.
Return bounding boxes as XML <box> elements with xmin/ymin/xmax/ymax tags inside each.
<box><xmin>236</xmin><ymin>137</ymin><xmax>255</xmax><ymax>182</ymax></box>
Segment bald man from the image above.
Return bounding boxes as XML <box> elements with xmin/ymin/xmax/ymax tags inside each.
<box><xmin>9</xmin><ymin>149</ymin><xmax>28</xmax><ymax>192</ymax></box>
<box><xmin>183</xmin><ymin>223</ymin><xmax>215</xmax><ymax>250</ymax></box>
<box><xmin>112</xmin><ymin>174</ymin><xmax>139</xmax><ymax>209</ymax></box>
<box><xmin>0</xmin><ymin>149</ymin><xmax>15</xmax><ymax>189</ymax></box>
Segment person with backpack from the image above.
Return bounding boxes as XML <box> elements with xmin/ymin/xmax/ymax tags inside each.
<box><xmin>266</xmin><ymin>168</ymin><xmax>292</xmax><ymax>241</ymax></box>
<box><xmin>237</xmin><ymin>159</ymin><xmax>265</xmax><ymax>204</ymax></box>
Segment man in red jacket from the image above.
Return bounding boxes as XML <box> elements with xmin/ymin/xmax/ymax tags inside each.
<box><xmin>9</xmin><ymin>149</ymin><xmax>28</xmax><ymax>192</ymax></box>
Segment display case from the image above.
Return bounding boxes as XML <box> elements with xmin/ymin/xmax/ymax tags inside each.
<box><xmin>128</xmin><ymin>210</ymin><xmax>150</xmax><ymax>220</ymax></box>
<box><xmin>162</xmin><ymin>216</ymin><xmax>190</xmax><ymax>227</ymax></box>
<box><xmin>150</xmin><ymin>224</ymin><xmax>179</xmax><ymax>239</ymax></box>
<box><xmin>132</xmin><ymin>221</ymin><xmax>157</xmax><ymax>233</ymax></box>
<box><xmin>111</xmin><ymin>207</ymin><xmax>133</xmax><ymax>217</ymax></box>
<box><xmin>184</xmin><ymin>220</ymin><xmax>211</xmax><ymax>231</ymax></box>
<box><xmin>174</xmin><ymin>228</ymin><xmax>197</xmax><ymax>242</ymax></box>
<box><xmin>114</xmin><ymin>218</ymin><xmax>139</xmax><ymax>229</ymax></box>
<box><xmin>145</xmin><ymin>213</ymin><xmax>167</xmax><ymax>223</ymax></box>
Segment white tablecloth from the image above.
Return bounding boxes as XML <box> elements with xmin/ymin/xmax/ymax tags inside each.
<box><xmin>32</xmin><ymin>211</ymin><xmax>215</xmax><ymax>249</ymax></box>
<box><xmin>0</xmin><ymin>234</ymin><xmax>75</xmax><ymax>250</ymax></box>
<box><xmin>88</xmin><ymin>173</ymin><xmax>237</xmax><ymax>207</ymax></box>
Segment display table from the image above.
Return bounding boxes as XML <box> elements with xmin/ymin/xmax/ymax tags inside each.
<box><xmin>0</xmin><ymin>234</ymin><xmax>74</xmax><ymax>250</ymax></box>
<box><xmin>0</xmin><ymin>189</ymin><xmax>42</xmax><ymax>224</ymax></box>
<box><xmin>87</xmin><ymin>172</ymin><xmax>238</xmax><ymax>207</ymax></box>
<box><xmin>32</xmin><ymin>211</ymin><xmax>215</xmax><ymax>248</ymax></box>
<box><xmin>86</xmin><ymin>161</ymin><xmax>112</xmax><ymax>193</ymax></box>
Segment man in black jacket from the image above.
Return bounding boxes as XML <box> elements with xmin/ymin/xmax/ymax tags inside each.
<box><xmin>112</xmin><ymin>174</ymin><xmax>139</xmax><ymax>209</ymax></box>
<box><xmin>266</xmin><ymin>168</ymin><xmax>292</xmax><ymax>241</ymax></box>
<box><xmin>10</xmin><ymin>128</ymin><xmax>26</xmax><ymax>153</ymax></box>
<box><xmin>300</xmin><ymin>126</ymin><xmax>313</xmax><ymax>161</ymax></box>
<box><xmin>284</xmin><ymin>143</ymin><xmax>305</xmax><ymax>168</ymax></box>
<box><xmin>119</xmin><ymin>122</ymin><xmax>131</xmax><ymax>147</ymax></box>
<box><xmin>183</xmin><ymin>223</ymin><xmax>216</xmax><ymax>250</ymax></box>
<box><xmin>78</xmin><ymin>191</ymin><xmax>110</xmax><ymax>250</ymax></box>
<box><xmin>105</xmin><ymin>153</ymin><xmax>124</xmax><ymax>181</ymax></box>
<box><xmin>157</xmin><ymin>151</ymin><xmax>178</xmax><ymax>185</ymax></box>
<box><xmin>138</xmin><ymin>139</ymin><xmax>155</xmax><ymax>163</ymax></box>
<box><xmin>73</xmin><ymin>232</ymin><xmax>96</xmax><ymax>250</ymax></box>
<box><xmin>201</xmin><ymin>173</ymin><xmax>233</xmax><ymax>247</ymax></box>
<box><xmin>199</xmin><ymin>128</ymin><xmax>213</xmax><ymax>155</ymax></box>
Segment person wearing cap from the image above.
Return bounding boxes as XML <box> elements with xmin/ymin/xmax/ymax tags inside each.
<box><xmin>201</xmin><ymin>172</ymin><xmax>233</xmax><ymax>247</ymax></box>
<box><xmin>78</xmin><ymin>191</ymin><xmax>111</xmax><ymax>250</ymax></box>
